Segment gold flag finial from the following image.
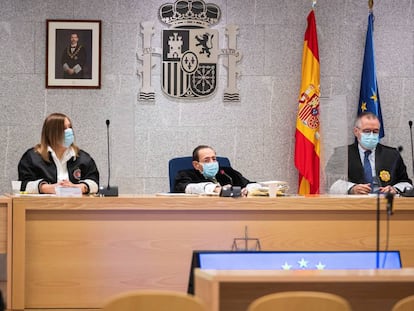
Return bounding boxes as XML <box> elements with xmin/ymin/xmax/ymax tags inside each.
<box><xmin>368</xmin><ymin>0</ymin><xmax>374</xmax><ymax>11</ymax></box>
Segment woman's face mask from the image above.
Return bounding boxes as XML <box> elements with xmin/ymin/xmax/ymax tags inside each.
<box><xmin>63</xmin><ymin>128</ymin><xmax>74</xmax><ymax>148</ymax></box>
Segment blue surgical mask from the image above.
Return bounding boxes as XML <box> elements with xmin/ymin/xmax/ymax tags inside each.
<box><xmin>63</xmin><ymin>128</ymin><xmax>74</xmax><ymax>148</ymax></box>
<box><xmin>201</xmin><ymin>162</ymin><xmax>219</xmax><ymax>179</ymax></box>
<box><xmin>360</xmin><ymin>132</ymin><xmax>379</xmax><ymax>150</ymax></box>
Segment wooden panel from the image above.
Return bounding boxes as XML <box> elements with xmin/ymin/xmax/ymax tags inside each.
<box><xmin>0</xmin><ymin>197</ymin><xmax>11</xmax><ymax>254</ymax></box>
<box><xmin>195</xmin><ymin>269</ymin><xmax>414</xmax><ymax>311</ymax></box>
<box><xmin>9</xmin><ymin>196</ymin><xmax>414</xmax><ymax>309</ymax></box>
<box><xmin>0</xmin><ymin>196</ymin><xmax>11</xmax><ymax>309</ymax></box>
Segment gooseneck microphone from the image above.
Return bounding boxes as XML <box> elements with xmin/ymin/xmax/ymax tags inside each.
<box><xmin>374</xmin><ymin>176</ymin><xmax>381</xmax><ymax>268</ymax></box>
<box><xmin>401</xmin><ymin>121</ymin><xmax>414</xmax><ymax>197</ymax></box>
<box><xmin>220</xmin><ymin>169</ymin><xmax>233</xmax><ymax>185</ymax></box>
<box><xmin>409</xmin><ymin>120</ymin><xmax>414</xmax><ymax>177</ymax></box>
<box><xmin>99</xmin><ymin>120</ymin><xmax>119</xmax><ymax>196</ymax></box>
<box><xmin>218</xmin><ymin>169</ymin><xmax>241</xmax><ymax>197</ymax></box>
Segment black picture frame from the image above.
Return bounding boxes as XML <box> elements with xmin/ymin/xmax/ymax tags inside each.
<box><xmin>46</xmin><ymin>19</ymin><xmax>101</xmax><ymax>88</ymax></box>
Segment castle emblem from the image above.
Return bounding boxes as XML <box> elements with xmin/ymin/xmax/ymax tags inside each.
<box><xmin>160</xmin><ymin>0</ymin><xmax>220</xmax><ymax>98</ymax></box>
<box><xmin>137</xmin><ymin>0</ymin><xmax>241</xmax><ymax>101</ymax></box>
<box><xmin>298</xmin><ymin>84</ymin><xmax>320</xmax><ymax>130</ymax></box>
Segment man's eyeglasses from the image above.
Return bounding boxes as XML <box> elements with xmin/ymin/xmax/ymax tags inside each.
<box><xmin>358</xmin><ymin>128</ymin><xmax>380</xmax><ymax>134</ymax></box>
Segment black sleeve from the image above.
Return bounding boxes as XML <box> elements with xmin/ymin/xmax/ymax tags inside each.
<box><xmin>393</xmin><ymin>151</ymin><xmax>412</xmax><ymax>185</ymax></box>
<box><xmin>17</xmin><ymin>149</ymin><xmax>51</xmax><ymax>191</ymax></box>
<box><xmin>61</xmin><ymin>47</ymin><xmax>67</xmax><ymax>66</ymax></box>
<box><xmin>80</xmin><ymin>154</ymin><xmax>99</xmax><ymax>185</ymax></box>
<box><xmin>173</xmin><ymin>169</ymin><xmax>202</xmax><ymax>193</ymax></box>
<box><xmin>223</xmin><ymin>167</ymin><xmax>252</xmax><ymax>188</ymax></box>
<box><xmin>78</xmin><ymin>46</ymin><xmax>87</xmax><ymax>67</ymax></box>
<box><xmin>68</xmin><ymin>150</ymin><xmax>100</xmax><ymax>187</ymax></box>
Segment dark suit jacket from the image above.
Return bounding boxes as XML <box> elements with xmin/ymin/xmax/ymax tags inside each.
<box><xmin>173</xmin><ymin>166</ymin><xmax>251</xmax><ymax>193</ymax></box>
<box><xmin>326</xmin><ymin>142</ymin><xmax>412</xmax><ymax>188</ymax></box>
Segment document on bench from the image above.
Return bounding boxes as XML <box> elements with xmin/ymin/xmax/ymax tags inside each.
<box><xmin>55</xmin><ymin>186</ymin><xmax>82</xmax><ymax>197</ymax></box>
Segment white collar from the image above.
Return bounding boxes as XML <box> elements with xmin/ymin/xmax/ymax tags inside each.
<box><xmin>47</xmin><ymin>146</ymin><xmax>76</xmax><ymax>161</ymax></box>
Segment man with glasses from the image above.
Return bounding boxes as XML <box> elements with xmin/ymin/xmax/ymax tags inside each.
<box><xmin>328</xmin><ymin>112</ymin><xmax>412</xmax><ymax>194</ymax></box>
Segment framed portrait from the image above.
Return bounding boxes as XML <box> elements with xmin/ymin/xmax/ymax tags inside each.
<box><xmin>46</xmin><ymin>20</ymin><xmax>101</xmax><ymax>88</ymax></box>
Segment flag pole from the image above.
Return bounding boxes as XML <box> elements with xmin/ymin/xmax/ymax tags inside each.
<box><xmin>312</xmin><ymin>0</ymin><xmax>317</xmax><ymax>9</ymax></box>
<box><xmin>367</xmin><ymin>0</ymin><xmax>380</xmax><ymax>269</ymax></box>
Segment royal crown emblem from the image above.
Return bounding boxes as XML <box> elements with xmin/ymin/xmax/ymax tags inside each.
<box><xmin>160</xmin><ymin>0</ymin><xmax>219</xmax><ymax>98</ymax></box>
<box><xmin>137</xmin><ymin>0</ymin><xmax>241</xmax><ymax>101</ymax></box>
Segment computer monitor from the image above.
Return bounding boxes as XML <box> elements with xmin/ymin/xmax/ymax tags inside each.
<box><xmin>187</xmin><ymin>250</ymin><xmax>402</xmax><ymax>294</ymax></box>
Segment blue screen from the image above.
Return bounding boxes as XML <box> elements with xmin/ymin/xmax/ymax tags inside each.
<box><xmin>198</xmin><ymin>251</ymin><xmax>402</xmax><ymax>270</ymax></box>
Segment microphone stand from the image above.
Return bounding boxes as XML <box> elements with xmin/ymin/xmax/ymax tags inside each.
<box><xmin>99</xmin><ymin>120</ymin><xmax>119</xmax><ymax>197</ymax></box>
<box><xmin>376</xmin><ymin>190</ymin><xmax>380</xmax><ymax>269</ymax></box>
<box><xmin>219</xmin><ymin>170</ymin><xmax>241</xmax><ymax>197</ymax></box>
<box><xmin>375</xmin><ymin>184</ymin><xmax>395</xmax><ymax>269</ymax></box>
<box><xmin>410</xmin><ymin>120</ymin><xmax>414</xmax><ymax>177</ymax></box>
<box><xmin>373</xmin><ymin>176</ymin><xmax>381</xmax><ymax>269</ymax></box>
<box><xmin>402</xmin><ymin>120</ymin><xmax>414</xmax><ymax>196</ymax></box>
<box><xmin>382</xmin><ymin>192</ymin><xmax>394</xmax><ymax>268</ymax></box>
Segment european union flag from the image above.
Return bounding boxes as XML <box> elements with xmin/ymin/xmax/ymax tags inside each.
<box><xmin>358</xmin><ymin>12</ymin><xmax>384</xmax><ymax>138</ymax></box>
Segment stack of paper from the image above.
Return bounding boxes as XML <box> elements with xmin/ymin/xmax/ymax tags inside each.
<box><xmin>55</xmin><ymin>186</ymin><xmax>82</xmax><ymax>197</ymax></box>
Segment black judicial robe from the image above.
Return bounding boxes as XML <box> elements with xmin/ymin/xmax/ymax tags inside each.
<box><xmin>18</xmin><ymin>148</ymin><xmax>99</xmax><ymax>192</ymax></box>
<box><xmin>174</xmin><ymin>166</ymin><xmax>251</xmax><ymax>193</ymax></box>
<box><xmin>327</xmin><ymin>142</ymin><xmax>412</xmax><ymax>187</ymax></box>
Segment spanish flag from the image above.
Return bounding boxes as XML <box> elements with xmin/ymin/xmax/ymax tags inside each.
<box><xmin>294</xmin><ymin>10</ymin><xmax>320</xmax><ymax>195</ymax></box>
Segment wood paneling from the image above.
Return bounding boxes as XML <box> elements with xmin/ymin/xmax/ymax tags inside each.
<box><xmin>0</xmin><ymin>196</ymin><xmax>11</xmax><ymax>254</ymax></box>
<box><xmin>9</xmin><ymin>195</ymin><xmax>414</xmax><ymax>309</ymax></box>
<box><xmin>195</xmin><ymin>269</ymin><xmax>414</xmax><ymax>311</ymax></box>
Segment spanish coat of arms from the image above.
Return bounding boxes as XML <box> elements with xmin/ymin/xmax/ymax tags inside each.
<box><xmin>137</xmin><ymin>0</ymin><xmax>241</xmax><ymax>101</ymax></box>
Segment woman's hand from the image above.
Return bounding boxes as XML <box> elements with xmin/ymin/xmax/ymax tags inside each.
<box><xmin>59</xmin><ymin>180</ymin><xmax>87</xmax><ymax>194</ymax></box>
<box><xmin>40</xmin><ymin>180</ymin><xmax>87</xmax><ymax>194</ymax></box>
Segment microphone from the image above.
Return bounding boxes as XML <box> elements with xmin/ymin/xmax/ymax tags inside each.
<box><xmin>401</xmin><ymin>121</ymin><xmax>414</xmax><ymax>197</ymax></box>
<box><xmin>99</xmin><ymin>120</ymin><xmax>119</xmax><ymax>196</ymax></box>
<box><xmin>385</xmin><ymin>191</ymin><xmax>394</xmax><ymax>216</ymax></box>
<box><xmin>218</xmin><ymin>169</ymin><xmax>241</xmax><ymax>197</ymax></box>
<box><xmin>409</xmin><ymin>120</ymin><xmax>414</xmax><ymax>177</ymax></box>
<box><xmin>219</xmin><ymin>169</ymin><xmax>233</xmax><ymax>185</ymax></box>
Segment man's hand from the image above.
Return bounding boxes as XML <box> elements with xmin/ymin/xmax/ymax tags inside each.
<box><xmin>350</xmin><ymin>183</ymin><xmax>372</xmax><ymax>194</ymax></box>
<box><xmin>379</xmin><ymin>185</ymin><xmax>397</xmax><ymax>194</ymax></box>
<box><xmin>213</xmin><ymin>185</ymin><xmax>222</xmax><ymax>193</ymax></box>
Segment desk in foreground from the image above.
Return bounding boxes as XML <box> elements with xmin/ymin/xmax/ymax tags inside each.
<box><xmin>0</xmin><ymin>196</ymin><xmax>11</xmax><ymax>307</ymax></box>
<box><xmin>9</xmin><ymin>195</ymin><xmax>414</xmax><ymax>309</ymax></box>
<box><xmin>194</xmin><ymin>269</ymin><xmax>414</xmax><ymax>311</ymax></box>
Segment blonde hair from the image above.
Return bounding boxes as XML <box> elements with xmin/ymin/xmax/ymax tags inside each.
<box><xmin>35</xmin><ymin>113</ymin><xmax>79</xmax><ymax>162</ymax></box>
